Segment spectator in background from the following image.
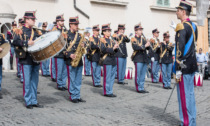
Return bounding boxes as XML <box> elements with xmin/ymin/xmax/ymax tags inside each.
<box><xmin>196</xmin><ymin>48</ymin><xmax>208</xmax><ymax>75</ymax></box>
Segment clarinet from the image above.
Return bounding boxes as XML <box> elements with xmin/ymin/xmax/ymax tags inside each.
<box><xmin>111</xmin><ymin>36</ymin><xmax>125</xmax><ymax>56</ymax></box>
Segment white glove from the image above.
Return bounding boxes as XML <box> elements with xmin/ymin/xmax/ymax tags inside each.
<box><xmin>176</xmin><ymin>71</ymin><xmax>182</xmax><ymax>80</ymax></box>
<box><xmin>170</xmin><ymin>21</ymin><xmax>177</xmax><ymax>30</ymax></box>
<box><xmin>151</xmin><ymin>57</ymin><xmax>155</xmax><ymax>62</ymax></box>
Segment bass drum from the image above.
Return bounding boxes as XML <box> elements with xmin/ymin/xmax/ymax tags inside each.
<box><xmin>27</xmin><ymin>31</ymin><xmax>66</xmax><ymax>62</ymax></box>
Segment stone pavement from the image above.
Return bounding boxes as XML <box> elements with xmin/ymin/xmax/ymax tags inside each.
<box><xmin>0</xmin><ymin>72</ymin><xmax>210</xmax><ymax>126</ymax></box>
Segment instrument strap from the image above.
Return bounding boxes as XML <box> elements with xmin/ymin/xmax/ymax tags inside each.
<box><xmin>68</xmin><ymin>32</ymin><xmax>79</xmax><ymax>51</ymax></box>
<box><xmin>118</xmin><ymin>35</ymin><xmax>124</xmax><ymax>45</ymax></box>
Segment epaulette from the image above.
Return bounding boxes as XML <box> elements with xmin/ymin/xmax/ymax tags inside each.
<box><xmin>100</xmin><ymin>38</ymin><xmax>106</xmax><ymax>43</ymax></box>
<box><xmin>0</xmin><ymin>33</ymin><xmax>5</xmax><ymax>39</ymax></box>
<box><xmin>37</xmin><ymin>30</ymin><xmax>42</xmax><ymax>36</ymax></box>
<box><xmin>150</xmin><ymin>38</ymin><xmax>155</xmax><ymax>43</ymax></box>
<box><xmin>52</xmin><ymin>26</ymin><xmax>57</xmax><ymax>31</ymax></box>
<box><xmin>112</xmin><ymin>33</ymin><xmax>117</xmax><ymax>38</ymax></box>
<box><xmin>79</xmin><ymin>33</ymin><xmax>83</xmax><ymax>38</ymax></box>
<box><xmin>89</xmin><ymin>37</ymin><xmax>94</xmax><ymax>42</ymax></box>
<box><xmin>175</xmin><ymin>23</ymin><xmax>184</xmax><ymax>32</ymax></box>
<box><xmin>62</xmin><ymin>32</ymin><xmax>67</xmax><ymax>39</ymax></box>
<box><xmin>131</xmin><ymin>37</ymin><xmax>137</xmax><ymax>43</ymax></box>
<box><xmin>15</xmin><ymin>28</ymin><xmax>23</xmax><ymax>35</ymax></box>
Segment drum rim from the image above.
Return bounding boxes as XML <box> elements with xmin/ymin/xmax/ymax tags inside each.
<box><xmin>32</xmin><ymin>40</ymin><xmax>67</xmax><ymax>62</ymax></box>
<box><xmin>27</xmin><ymin>30</ymin><xmax>61</xmax><ymax>53</ymax></box>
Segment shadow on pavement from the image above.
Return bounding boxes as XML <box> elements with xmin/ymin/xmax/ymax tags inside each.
<box><xmin>144</xmin><ymin>105</ymin><xmax>180</xmax><ymax>125</ymax></box>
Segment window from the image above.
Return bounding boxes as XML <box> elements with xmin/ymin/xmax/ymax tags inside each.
<box><xmin>157</xmin><ymin>0</ymin><xmax>170</xmax><ymax>7</ymax></box>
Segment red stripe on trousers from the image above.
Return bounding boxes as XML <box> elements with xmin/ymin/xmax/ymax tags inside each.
<box><xmin>135</xmin><ymin>63</ymin><xmax>139</xmax><ymax>92</ymax></box>
<box><xmin>179</xmin><ymin>76</ymin><xmax>189</xmax><ymax>126</ymax></box>
<box><xmin>16</xmin><ymin>58</ymin><xmax>18</xmax><ymax>76</ymax></box>
<box><xmin>117</xmin><ymin>58</ymin><xmax>119</xmax><ymax>82</ymax></box>
<box><xmin>67</xmin><ymin>65</ymin><xmax>71</xmax><ymax>96</ymax></box>
<box><xmin>91</xmin><ymin>62</ymin><xmax>95</xmax><ymax>86</ymax></box>
<box><xmin>21</xmin><ymin>65</ymin><xmax>25</xmax><ymax>97</ymax></box>
<box><xmin>103</xmin><ymin>65</ymin><xmax>107</xmax><ymax>95</ymax></box>
<box><xmin>151</xmin><ymin>62</ymin><xmax>153</xmax><ymax>82</ymax></box>
<box><xmin>50</xmin><ymin>59</ymin><xmax>53</xmax><ymax>79</ymax></box>
<box><xmin>84</xmin><ymin>57</ymin><xmax>86</xmax><ymax>75</ymax></box>
<box><xmin>55</xmin><ymin>58</ymin><xmax>58</xmax><ymax>88</ymax></box>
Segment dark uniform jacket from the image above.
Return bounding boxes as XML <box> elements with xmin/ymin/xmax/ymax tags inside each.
<box><xmin>114</xmin><ymin>35</ymin><xmax>130</xmax><ymax>58</ymax></box>
<box><xmin>149</xmin><ymin>38</ymin><xmax>161</xmax><ymax>62</ymax></box>
<box><xmin>0</xmin><ymin>33</ymin><xmax>6</xmax><ymax>65</ymax></box>
<box><xmin>131</xmin><ymin>35</ymin><xmax>150</xmax><ymax>63</ymax></box>
<box><xmin>89</xmin><ymin>36</ymin><xmax>100</xmax><ymax>62</ymax></box>
<box><xmin>13</xmin><ymin>26</ymin><xmax>41</xmax><ymax>65</ymax></box>
<box><xmin>160</xmin><ymin>42</ymin><xmax>174</xmax><ymax>64</ymax></box>
<box><xmin>64</xmin><ymin>31</ymin><xmax>83</xmax><ymax>66</ymax></box>
<box><xmin>175</xmin><ymin>20</ymin><xmax>198</xmax><ymax>74</ymax></box>
<box><xmin>7</xmin><ymin>29</ymin><xmax>15</xmax><ymax>47</ymax></box>
<box><xmin>53</xmin><ymin>27</ymin><xmax>67</xmax><ymax>58</ymax></box>
<box><xmin>100</xmin><ymin>37</ymin><xmax>117</xmax><ymax>65</ymax></box>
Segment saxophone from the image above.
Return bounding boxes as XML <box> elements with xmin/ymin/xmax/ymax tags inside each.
<box><xmin>70</xmin><ymin>33</ymin><xmax>86</xmax><ymax>67</ymax></box>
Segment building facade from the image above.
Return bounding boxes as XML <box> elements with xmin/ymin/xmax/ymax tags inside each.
<box><xmin>0</xmin><ymin>0</ymin><xmax>209</xmax><ymax>70</ymax></box>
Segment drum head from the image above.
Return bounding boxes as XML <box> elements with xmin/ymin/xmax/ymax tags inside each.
<box><xmin>0</xmin><ymin>43</ymin><xmax>11</xmax><ymax>58</ymax></box>
<box><xmin>27</xmin><ymin>31</ymin><xmax>61</xmax><ymax>52</ymax></box>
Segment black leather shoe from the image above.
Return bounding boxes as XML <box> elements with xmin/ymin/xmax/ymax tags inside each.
<box><xmin>163</xmin><ymin>87</ymin><xmax>169</xmax><ymax>89</ymax></box>
<box><xmin>122</xmin><ymin>82</ymin><xmax>128</xmax><ymax>84</ymax></box>
<box><xmin>152</xmin><ymin>82</ymin><xmax>158</xmax><ymax>83</ymax></box>
<box><xmin>71</xmin><ymin>99</ymin><xmax>79</xmax><ymax>103</ymax></box>
<box><xmin>78</xmin><ymin>98</ymin><xmax>86</xmax><ymax>102</ymax></box>
<box><xmin>168</xmin><ymin>86</ymin><xmax>172</xmax><ymax>89</ymax></box>
<box><xmin>138</xmin><ymin>90</ymin><xmax>149</xmax><ymax>93</ymax></box>
<box><xmin>94</xmin><ymin>85</ymin><xmax>102</xmax><ymax>88</ymax></box>
<box><xmin>58</xmin><ymin>87</ymin><xmax>65</xmax><ymax>91</ymax></box>
<box><xmin>26</xmin><ymin>105</ymin><xmax>33</xmax><ymax>109</ymax></box>
<box><xmin>62</xmin><ymin>87</ymin><xmax>68</xmax><ymax>90</ymax></box>
<box><xmin>32</xmin><ymin>104</ymin><xmax>44</xmax><ymax>108</ymax></box>
<box><xmin>104</xmin><ymin>94</ymin><xmax>117</xmax><ymax>97</ymax></box>
<box><xmin>52</xmin><ymin>78</ymin><xmax>56</xmax><ymax>82</ymax></box>
<box><xmin>118</xmin><ymin>82</ymin><xmax>124</xmax><ymax>85</ymax></box>
<box><xmin>37</xmin><ymin>91</ymin><xmax>40</xmax><ymax>94</ymax></box>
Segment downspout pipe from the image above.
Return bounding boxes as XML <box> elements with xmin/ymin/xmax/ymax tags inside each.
<box><xmin>74</xmin><ymin>0</ymin><xmax>90</xmax><ymax>19</ymax></box>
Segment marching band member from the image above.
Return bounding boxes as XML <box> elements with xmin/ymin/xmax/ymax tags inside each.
<box><xmin>174</xmin><ymin>1</ymin><xmax>198</xmax><ymax>125</ymax></box>
<box><xmin>51</xmin><ymin>21</ymin><xmax>57</xmax><ymax>82</ymax></box>
<box><xmin>40</xmin><ymin>22</ymin><xmax>50</xmax><ymax>77</ymax></box>
<box><xmin>65</xmin><ymin>16</ymin><xmax>86</xmax><ymax>103</ymax></box>
<box><xmin>114</xmin><ymin>24</ymin><xmax>130</xmax><ymax>84</ymax></box>
<box><xmin>52</xmin><ymin>14</ymin><xmax>68</xmax><ymax>91</ymax></box>
<box><xmin>100</xmin><ymin>24</ymin><xmax>118</xmax><ymax>97</ymax></box>
<box><xmin>150</xmin><ymin>28</ymin><xmax>161</xmax><ymax>83</ymax></box>
<box><xmin>7</xmin><ymin>21</ymin><xmax>17</xmax><ymax>70</ymax></box>
<box><xmin>0</xmin><ymin>23</ymin><xmax>6</xmax><ymax>99</ymax></box>
<box><xmin>160</xmin><ymin>31</ymin><xmax>174</xmax><ymax>89</ymax></box>
<box><xmin>15</xmin><ymin>18</ymin><xmax>24</xmax><ymax>83</ymax></box>
<box><xmin>84</xmin><ymin>31</ymin><xmax>91</xmax><ymax>76</ymax></box>
<box><xmin>131</xmin><ymin>23</ymin><xmax>150</xmax><ymax>93</ymax></box>
<box><xmin>89</xmin><ymin>25</ymin><xmax>102</xmax><ymax>87</ymax></box>
<box><xmin>13</xmin><ymin>11</ymin><xmax>43</xmax><ymax>109</ymax></box>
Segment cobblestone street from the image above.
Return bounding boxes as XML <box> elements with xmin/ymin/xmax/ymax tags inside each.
<box><xmin>0</xmin><ymin>72</ymin><xmax>210</xmax><ymax>126</ymax></box>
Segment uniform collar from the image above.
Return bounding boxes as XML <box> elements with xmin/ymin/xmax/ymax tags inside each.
<box><xmin>24</xmin><ymin>24</ymin><xmax>32</xmax><ymax>29</ymax></box>
<box><xmin>93</xmin><ymin>35</ymin><xmax>99</xmax><ymax>38</ymax></box>
<box><xmin>135</xmin><ymin>34</ymin><xmax>141</xmax><ymax>38</ymax></box>
<box><xmin>182</xmin><ymin>18</ymin><xmax>190</xmax><ymax>23</ymax></box>
<box><xmin>104</xmin><ymin>35</ymin><xmax>109</xmax><ymax>39</ymax></box>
